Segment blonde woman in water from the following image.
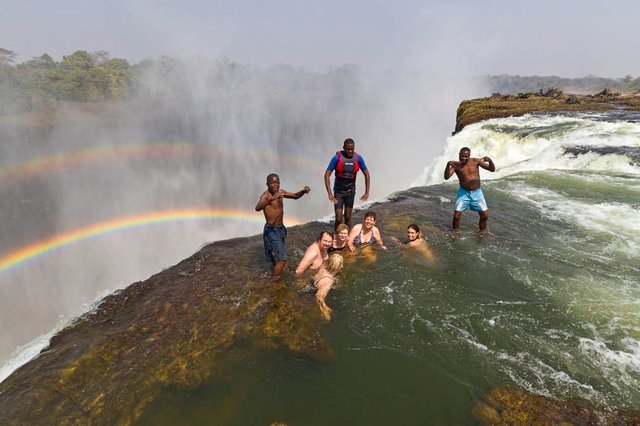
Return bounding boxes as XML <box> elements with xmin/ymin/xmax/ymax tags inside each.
<box><xmin>314</xmin><ymin>253</ymin><xmax>344</xmax><ymax>320</ymax></box>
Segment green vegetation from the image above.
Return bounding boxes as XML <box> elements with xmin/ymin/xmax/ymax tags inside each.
<box><xmin>0</xmin><ymin>48</ymin><xmax>143</xmax><ymax>114</ymax></box>
<box><xmin>2</xmin><ymin>46</ymin><xmax>640</xmax><ymax>118</ymax></box>
<box><xmin>0</xmin><ymin>48</ymin><xmax>368</xmax><ymax>118</ymax></box>
<box><xmin>486</xmin><ymin>73</ymin><xmax>640</xmax><ymax>95</ymax></box>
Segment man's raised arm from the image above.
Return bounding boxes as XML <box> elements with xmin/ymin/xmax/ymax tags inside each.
<box><xmin>284</xmin><ymin>186</ymin><xmax>311</xmax><ymax>199</ymax></box>
<box><xmin>444</xmin><ymin>161</ymin><xmax>458</xmax><ymax>180</ymax></box>
<box><xmin>479</xmin><ymin>156</ymin><xmax>496</xmax><ymax>172</ymax></box>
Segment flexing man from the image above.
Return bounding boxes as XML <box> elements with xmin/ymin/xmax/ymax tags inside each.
<box><xmin>444</xmin><ymin>147</ymin><xmax>496</xmax><ymax>231</ymax></box>
<box><xmin>324</xmin><ymin>138</ymin><xmax>370</xmax><ymax>230</ymax></box>
<box><xmin>255</xmin><ymin>173</ymin><xmax>310</xmax><ymax>277</ymax></box>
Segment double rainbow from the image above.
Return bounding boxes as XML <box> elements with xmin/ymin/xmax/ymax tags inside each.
<box><xmin>0</xmin><ymin>142</ymin><xmax>324</xmax><ymax>185</ymax></box>
<box><xmin>0</xmin><ymin>208</ymin><xmax>302</xmax><ymax>274</ymax></box>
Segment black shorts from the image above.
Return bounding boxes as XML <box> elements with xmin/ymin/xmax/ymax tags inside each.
<box><xmin>334</xmin><ymin>191</ymin><xmax>355</xmax><ymax>209</ymax></box>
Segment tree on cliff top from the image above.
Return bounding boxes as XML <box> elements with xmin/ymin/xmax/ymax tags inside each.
<box><xmin>0</xmin><ymin>48</ymin><xmax>18</xmax><ymax>65</ymax></box>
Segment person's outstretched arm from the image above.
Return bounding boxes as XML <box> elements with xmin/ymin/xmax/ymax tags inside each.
<box><xmin>284</xmin><ymin>186</ymin><xmax>311</xmax><ymax>199</ymax></box>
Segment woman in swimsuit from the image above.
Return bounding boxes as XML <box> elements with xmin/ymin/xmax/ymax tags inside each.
<box><xmin>328</xmin><ymin>224</ymin><xmax>349</xmax><ymax>253</ymax></box>
<box><xmin>314</xmin><ymin>253</ymin><xmax>344</xmax><ymax>320</ymax></box>
<box><xmin>403</xmin><ymin>224</ymin><xmax>435</xmax><ymax>262</ymax></box>
<box><xmin>347</xmin><ymin>211</ymin><xmax>386</xmax><ymax>252</ymax></box>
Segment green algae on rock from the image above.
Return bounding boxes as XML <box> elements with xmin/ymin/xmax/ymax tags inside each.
<box><xmin>472</xmin><ymin>386</ymin><xmax>640</xmax><ymax>425</ymax></box>
<box><xmin>0</xmin><ymin>222</ymin><xmax>332</xmax><ymax>425</ymax></box>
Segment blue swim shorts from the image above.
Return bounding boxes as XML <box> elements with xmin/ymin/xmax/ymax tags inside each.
<box><xmin>455</xmin><ymin>188</ymin><xmax>488</xmax><ymax>212</ymax></box>
<box><xmin>263</xmin><ymin>225</ymin><xmax>287</xmax><ymax>263</ymax></box>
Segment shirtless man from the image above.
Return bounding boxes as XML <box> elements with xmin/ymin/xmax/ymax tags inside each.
<box><xmin>444</xmin><ymin>147</ymin><xmax>496</xmax><ymax>231</ymax></box>
<box><xmin>295</xmin><ymin>230</ymin><xmax>334</xmax><ymax>276</ymax></box>
<box><xmin>255</xmin><ymin>173</ymin><xmax>310</xmax><ymax>277</ymax></box>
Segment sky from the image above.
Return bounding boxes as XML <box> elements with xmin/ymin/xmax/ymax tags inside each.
<box><xmin>1</xmin><ymin>0</ymin><xmax>640</xmax><ymax>78</ymax></box>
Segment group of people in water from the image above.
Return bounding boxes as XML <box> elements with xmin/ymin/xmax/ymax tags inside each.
<box><xmin>255</xmin><ymin>138</ymin><xmax>495</xmax><ymax>320</ymax></box>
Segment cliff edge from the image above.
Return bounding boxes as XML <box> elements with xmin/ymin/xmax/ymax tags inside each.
<box><xmin>455</xmin><ymin>88</ymin><xmax>640</xmax><ymax>133</ymax></box>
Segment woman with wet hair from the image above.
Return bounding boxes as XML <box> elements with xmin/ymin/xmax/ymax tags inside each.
<box><xmin>329</xmin><ymin>224</ymin><xmax>349</xmax><ymax>252</ymax></box>
<box><xmin>347</xmin><ymin>211</ymin><xmax>386</xmax><ymax>251</ymax></box>
<box><xmin>403</xmin><ymin>223</ymin><xmax>435</xmax><ymax>261</ymax></box>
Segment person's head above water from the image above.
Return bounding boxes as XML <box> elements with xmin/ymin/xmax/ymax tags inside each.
<box><xmin>335</xmin><ymin>224</ymin><xmax>349</xmax><ymax>241</ymax></box>
<box><xmin>407</xmin><ymin>224</ymin><xmax>421</xmax><ymax>242</ymax></box>
<box><xmin>317</xmin><ymin>230</ymin><xmax>335</xmax><ymax>249</ymax></box>
<box><xmin>325</xmin><ymin>253</ymin><xmax>344</xmax><ymax>274</ymax></box>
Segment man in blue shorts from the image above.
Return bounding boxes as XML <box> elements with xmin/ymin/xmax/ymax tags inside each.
<box><xmin>255</xmin><ymin>173</ymin><xmax>310</xmax><ymax>277</ymax></box>
<box><xmin>324</xmin><ymin>138</ymin><xmax>370</xmax><ymax>230</ymax></box>
<box><xmin>444</xmin><ymin>147</ymin><xmax>496</xmax><ymax>231</ymax></box>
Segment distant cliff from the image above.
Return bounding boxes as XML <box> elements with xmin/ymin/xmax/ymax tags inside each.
<box><xmin>455</xmin><ymin>89</ymin><xmax>640</xmax><ymax>134</ymax></box>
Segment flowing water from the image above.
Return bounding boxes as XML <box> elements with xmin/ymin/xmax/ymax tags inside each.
<box><xmin>144</xmin><ymin>111</ymin><xmax>640</xmax><ymax>423</ymax></box>
<box><xmin>2</xmin><ymin>111</ymin><xmax>640</xmax><ymax>423</ymax></box>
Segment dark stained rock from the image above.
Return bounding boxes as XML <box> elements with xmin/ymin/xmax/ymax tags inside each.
<box><xmin>0</xmin><ymin>221</ymin><xmax>332</xmax><ymax>425</ymax></box>
<box><xmin>454</xmin><ymin>92</ymin><xmax>640</xmax><ymax>134</ymax></box>
<box><xmin>472</xmin><ymin>386</ymin><xmax>640</xmax><ymax>425</ymax></box>
<box><xmin>566</xmin><ymin>95</ymin><xmax>580</xmax><ymax>104</ymax></box>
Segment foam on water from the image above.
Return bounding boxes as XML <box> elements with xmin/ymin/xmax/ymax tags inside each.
<box><xmin>0</xmin><ymin>289</ymin><xmax>117</xmax><ymax>384</ymax></box>
<box><xmin>506</xmin><ymin>184</ymin><xmax>640</xmax><ymax>259</ymax></box>
<box><xmin>415</xmin><ymin>113</ymin><xmax>640</xmax><ymax>186</ymax></box>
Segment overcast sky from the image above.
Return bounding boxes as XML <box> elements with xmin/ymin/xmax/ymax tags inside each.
<box><xmin>1</xmin><ymin>0</ymin><xmax>639</xmax><ymax>77</ymax></box>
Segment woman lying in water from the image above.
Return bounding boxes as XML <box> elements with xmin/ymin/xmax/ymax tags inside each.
<box><xmin>402</xmin><ymin>224</ymin><xmax>435</xmax><ymax>262</ymax></box>
<box><xmin>347</xmin><ymin>211</ymin><xmax>387</xmax><ymax>251</ymax></box>
<box><xmin>313</xmin><ymin>253</ymin><xmax>344</xmax><ymax>321</ymax></box>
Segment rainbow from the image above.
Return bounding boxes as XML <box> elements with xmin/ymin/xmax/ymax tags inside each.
<box><xmin>0</xmin><ymin>207</ymin><xmax>302</xmax><ymax>274</ymax></box>
<box><xmin>0</xmin><ymin>142</ymin><xmax>325</xmax><ymax>185</ymax></box>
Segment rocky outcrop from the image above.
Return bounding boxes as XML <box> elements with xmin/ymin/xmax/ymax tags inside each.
<box><xmin>0</xmin><ymin>220</ymin><xmax>332</xmax><ymax>424</ymax></box>
<box><xmin>472</xmin><ymin>386</ymin><xmax>640</xmax><ymax>425</ymax></box>
<box><xmin>455</xmin><ymin>90</ymin><xmax>640</xmax><ymax>133</ymax></box>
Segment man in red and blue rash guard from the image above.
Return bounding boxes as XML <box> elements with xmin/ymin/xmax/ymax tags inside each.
<box><xmin>324</xmin><ymin>138</ymin><xmax>370</xmax><ymax>230</ymax></box>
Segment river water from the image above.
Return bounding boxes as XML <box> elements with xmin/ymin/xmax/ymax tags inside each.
<box><xmin>144</xmin><ymin>112</ymin><xmax>640</xmax><ymax>423</ymax></box>
<box><xmin>2</xmin><ymin>111</ymin><xmax>639</xmax><ymax>423</ymax></box>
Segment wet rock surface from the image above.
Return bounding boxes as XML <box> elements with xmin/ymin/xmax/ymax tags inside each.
<box><xmin>472</xmin><ymin>386</ymin><xmax>640</xmax><ymax>425</ymax></box>
<box><xmin>0</xmin><ymin>220</ymin><xmax>330</xmax><ymax>424</ymax></box>
<box><xmin>2</xmin><ymin>193</ymin><xmax>639</xmax><ymax>424</ymax></box>
<box><xmin>455</xmin><ymin>91</ymin><xmax>640</xmax><ymax>133</ymax></box>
